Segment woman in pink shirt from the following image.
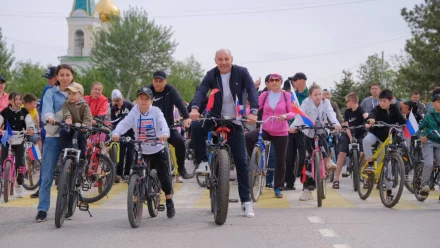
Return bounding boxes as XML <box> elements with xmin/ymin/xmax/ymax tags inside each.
<box><xmin>245</xmin><ymin>73</ymin><xmax>294</xmax><ymax>198</ymax></box>
<box><xmin>0</xmin><ymin>75</ymin><xmax>9</xmax><ymax>112</ymax></box>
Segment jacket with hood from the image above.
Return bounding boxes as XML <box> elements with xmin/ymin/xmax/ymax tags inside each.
<box><xmin>42</xmin><ymin>85</ymin><xmax>68</xmax><ymax>137</ymax></box>
<box><xmin>62</xmin><ymin>100</ymin><xmax>93</xmax><ymax>126</ymax></box>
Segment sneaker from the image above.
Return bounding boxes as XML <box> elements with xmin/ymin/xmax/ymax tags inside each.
<box><xmin>16</xmin><ymin>185</ymin><xmax>24</xmax><ymax>198</ymax></box>
<box><xmin>421</xmin><ymin>185</ymin><xmax>430</xmax><ymax>194</ymax></box>
<box><xmin>176</xmin><ymin>176</ymin><xmax>183</xmax><ymax>183</ymax></box>
<box><xmin>274</xmin><ymin>189</ymin><xmax>283</xmax><ymax>198</ymax></box>
<box><xmin>35</xmin><ymin>211</ymin><xmax>47</xmax><ymax>222</ymax></box>
<box><xmin>30</xmin><ymin>189</ymin><xmax>39</xmax><ymax>198</ymax></box>
<box><xmin>178</xmin><ymin>168</ymin><xmax>190</xmax><ymax>179</ymax></box>
<box><xmin>284</xmin><ymin>184</ymin><xmax>295</xmax><ymax>191</ymax></box>
<box><xmin>115</xmin><ymin>176</ymin><xmax>121</xmax><ymax>183</ymax></box>
<box><xmin>342</xmin><ymin>172</ymin><xmax>350</xmax><ymax>178</ymax></box>
<box><xmin>365</xmin><ymin>163</ymin><xmax>374</xmax><ymax>173</ymax></box>
<box><xmin>195</xmin><ymin>161</ymin><xmax>210</xmax><ymax>174</ymax></box>
<box><xmin>241</xmin><ymin>201</ymin><xmax>255</xmax><ymax>218</ymax></box>
<box><xmin>299</xmin><ymin>190</ymin><xmax>314</xmax><ymax>201</ymax></box>
<box><xmin>166</xmin><ymin>199</ymin><xmax>175</xmax><ymax>218</ymax></box>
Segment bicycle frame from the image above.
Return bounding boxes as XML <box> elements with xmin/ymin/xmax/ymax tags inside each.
<box><xmin>2</xmin><ymin>131</ymin><xmax>27</xmax><ymax>189</ymax></box>
<box><xmin>310</xmin><ymin>133</ymin><xmax>326</xmax><ymax>180</ymax></box>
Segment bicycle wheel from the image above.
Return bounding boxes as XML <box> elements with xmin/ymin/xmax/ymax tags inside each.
<box><xmin>403</xmin><ymin>153</ymin><xmax>415</xmax><ymax>193</ymax></box>
<box><xmin>55</xmin><ymin>159</ymin><xmax>72</xmax><ymax>228</ymax></box>
<box><xmin>184</xmin><ymin>139</ymin><xmax>196</xmax><ymax>178</ymax></box>
<box><xmin>3</xmin><ymin>161</ymin><xmax>12</xmax><ymax>203</ymax></box>
<box><xmin>127</xmin><ymin>173</ymin><xmax>143</xmax><ymax>228</ymax></box>
<box><xmin>315</xmin><ymin>153</ymin><xmax>323</xmax><ymax>207</ymax></box>
<box><xmin>67</xmin><ymin>163</ymin><xmax>79</xmax><ymax>218</ymax></box>
<box><xmin>329</xmin><ymin>147</ymin><xmax>336</xmax><ymax>183</ymax></box>
<box><xmin>110</xmin><ymin>143</ymin><xmax>118</xmax><ymax>165</ymax></box>
<box><xmin>147</xmin><ymin>169</ymin><xmax>161</xmax><ymax>218</ymax></box>
<box><xmin>23</xmin><ymin>159</ymin><xmax>40</xmax><ymax>191</ymax></box>
<box><xmin>249</xmin><ymin>146</ymin><xmax>263</xmax><ymax>202</ymax></box>
<box><xmin>412</xmin><ymin>162</ymin><xmax>427</xmax><ymax>202</ymax></box>
<box><xmin>82</xmin><ymin>154</ymin><xmax>115</xmax><ymax>203</ymax></box>
<box><xmin>196</xmin><ymin>173</ymin><xmax>207</xmax><ymax>187</ymax></box>
<box><xmin>351</xmin><ymin>150</ymin><xmax>360</xmax><ymax>192</ymax></box>
<box><xmin>212</xmin><ymin>149</ymin><xmax>230</xmax><ymax>225</ymax></box>
<box><xmin>378</xmin><ymin>152</ymin><xmax>405</xmax><ymax>208</ymax></box>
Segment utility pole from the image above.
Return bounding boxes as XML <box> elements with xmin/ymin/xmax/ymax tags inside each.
<box><xmin>381</xmin><ymin>51</ymin><xmax>386</xmax><ymax>87</ymax></box>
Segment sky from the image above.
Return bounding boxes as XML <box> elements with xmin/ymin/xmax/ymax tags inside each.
<box><xmin>1</xmin><ymin>0</ymin><xmax>422</xmax><ymax>90</ymax></box>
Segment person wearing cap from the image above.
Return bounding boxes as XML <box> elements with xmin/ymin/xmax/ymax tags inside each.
<box><xmin>110</xmin><ymin>89</ymin><xmax>135</xmax><ymax>183</ymax></box>
<box><xmin>282</xmin><ymin>80</ymin><xmax>292</xmax><ymax>93</ymax></box>
<box><xmin>84</xmin><ymin>82</ymin><xmax>109</xmax><ymax>122</ymax></box>
<box><xmin>148</xmin><ymin>70</ymin><xmax>191</xmax><ymax>179</ymax></box>
<box><xmin>112</xmin><ymin>86</ymin><xmax>175</xmax><ymax>218</ymax></box>
<box><xmin>0</xmin><ymin>75</ymin><xmax>9</xmax><ymax>112</ymax></box>
<box><xmin>59</xmin><ymin>82</ymin><xmax>92</xmax><ymax>163</ymax></box>
<box><xmin>189</xmin><ymin>49</ymin><xmax>258</xmax><ymax>218</ymax></box>
<box><xmin>425</xmin><ymin>87</ymin><xmax>440</xmax><ymax>114</ymax></box>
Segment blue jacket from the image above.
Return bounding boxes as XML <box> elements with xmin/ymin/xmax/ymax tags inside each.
<box><xmin>42</xmin><ymin>85</ymin><xmax>68</xmax><ymax>137</ymax></box>
<box><xmin>191</xmin><ymin>65</ymin><xmax>258</xmax><ymax>118</ymax></box>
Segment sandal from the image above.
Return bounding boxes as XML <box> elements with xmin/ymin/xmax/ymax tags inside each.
<box><xmin>332</xmin><ymin>181</ymin><xmax>340</xmax><ymax>189</ymax></box>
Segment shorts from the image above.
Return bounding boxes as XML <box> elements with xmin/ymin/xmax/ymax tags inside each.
<box><xmin>338</xmin><ymin>133</ymin><xmax>365</xmax><ymax>153</ymax></box>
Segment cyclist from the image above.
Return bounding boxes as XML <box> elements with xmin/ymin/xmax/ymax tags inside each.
<box><xmin>84</xmin><ymin>82</ymin><xmax>108</xmax><ymax>123</ymax></box>
<box><xmin>0</xmin><ymin>92</ymin><xmax>36</xmax><ymax>198</ymax></box>
<box><xmin>418</xmin><ymin>88</ymin><xmax>440</xmax><ymax>197</ymax></box>
<box><xmin>23</xmin><ymin>94</ymin><xmax>42</xmax><ymax>151</ymax></box>
<box><xmin>361</xmin><ymin>82</ymin><xmax>381</xmax><ymax>113</ymax></box>
<box><xmin>245</xmin><ymin>73</ymin><xmax>294</xmax><ymax>198</ymax></box>
<box><xmin>289</xmin><ymin>84</ymin><xmax>341</xmax><ymax>201</ymax></box>
<box><xmin>112</xmin><ymin>87</ymin><xmax>175</xmax><ymax>218</ymax></box>
<box><xmin>148</xmin><ymin>70</ymin><xmax>191</xmax><ymax>179</ymax></box>
<box><xmin>363</xmin><ymin>89</ymin><xmax>406</xmax><ymax>172</ymax></box>
<box><xmin>333</xmin><ymin>92</ymin><xmax>368</xmax><ymax>189</ymax></box>
<box><xmin>189</xmin><ymin>49</ymin><xmax>258</xmax><ymax>218</ymax></box>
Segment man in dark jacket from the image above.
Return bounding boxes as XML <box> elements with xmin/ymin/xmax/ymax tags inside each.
<box><xmin>189</xmin><ymin>49</ymin><xmax>258</xmax><ymax>218</ymax></box>
<box><xmin>149</xmin><ymin>70</ymin><xmax>191</xmax><ymax>179</ymax></box>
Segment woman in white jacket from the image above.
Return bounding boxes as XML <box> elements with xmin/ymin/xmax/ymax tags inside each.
<box><xmin>289</xmin><ymin>84</ymin><xmax>341</xmax><ymax>201</ymax></box>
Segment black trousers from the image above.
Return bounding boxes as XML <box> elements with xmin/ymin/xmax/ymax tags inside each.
<box><xmin>168</xmin><ymin>129</ymin><xmax>186</xmax><ymax>174</ymax></box>
<box><xmin>117</xmin><ymin>140</ymin><xmax>134</xmax><ymax>176</ymax></box>
<box><xmin>285</xmin><ymin>132</ymin><xmax>306</xmax><ymax>186</ymax></box>
<box><xmin>143</xmin><ymin>149</ymin><xmax>173</xmax><ymax>195</ymax></box>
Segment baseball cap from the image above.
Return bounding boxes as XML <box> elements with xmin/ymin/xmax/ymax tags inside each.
<box><xmin>288</xmin><ymin>72</ymin><xmax>307</xmax><ymax>81</ymax></box>
<box><xmin>0</xmin><ymin>75</ymin><xmax>6</xmax><ymax>83</ymax></box>
<box><xmin>111</xmin><ymin>89</ymin><xmax>123</xmax><ymax>100</ymax></box>
<box><xmin>137</xmin><ymin>86</ymin><xmax>153</xmax><ymax>98</ymax></box>
<box><xmin>64</xmin><ymin>82</ymin><xmax>84</xmax><ymax>95</ymax></box>
<box><xmin>283</xmin><ymin>80</ymin><xmax>291</xmax><ymax>90</ymax></box>
<box><xmin>153</xmin><ymin>70</ymin><xmax>167</xmax><ymax>80</ymax></box>
<box><xmin>42</xmin><ymin>66</ymin><xmax>56</xmax><ymax>79</ymax></box>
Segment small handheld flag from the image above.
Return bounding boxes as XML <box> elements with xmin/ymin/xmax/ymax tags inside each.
<box><xmin>27</xmin><ymin>145</ymin><xmax>42</xmax><ymax>160</ymax></box>
<box><xmin>1</xmin><ymin>121</ymin><xmax>14</xmax><ymax>147</ymax></box>
<box><xmin>235</xmin><ymin>96</ymin><xmax>244</xmax><ymax>117</ymax></box>
<box><xmin>404</xmin><ymin>111</ymin><xmax>419</xmax><ymax>138</ymax></box>
<box><xmin>206</xmin><ymin>89</ymin><xmax>220</xmax><ymax>112</ymax></box>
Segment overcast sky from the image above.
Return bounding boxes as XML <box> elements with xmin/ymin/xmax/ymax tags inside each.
<box><xmin>1</xmin><ymin>0</ymin><xmax>421</xmax><ymax>90</ymax></box>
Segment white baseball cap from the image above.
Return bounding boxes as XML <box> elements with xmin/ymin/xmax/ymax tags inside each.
<box><xmin>111</xmin><ymin>89</ymin><xmax>123</xmax><ymax>100</ymax></box>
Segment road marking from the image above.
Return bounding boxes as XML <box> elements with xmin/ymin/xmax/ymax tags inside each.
<box><xmin>308</xmin><ymin>216</ymin><xmax>324</xmax><ymax>223</ymax></box>
<box><xmin>90</xmin><ymin>183</ymin><xmax>128</xmax><ymax>207</ymax></box>
<box><xmin>369</xmin><ymin>187</ymin><xmax>421</xmax><ymax>209</ymax></box>
<box><xmin>319</xmin><ymin>229</ymin><xmax>336</xmax><ymax>237</ymax></box>
<box><xmin>194</xmin><ymin>189</ymin><xmax>211</xmax><ymax>208</ymax></box>
<box><xmin>257</xmin><ymin>188</ymin><xmax>290</xmax><ymax>208</ymax></box>
<box><xmin>333</xmin><ymin>244</ymin><xmax>351</xmax><ymax>248</ymax></box>
<box><xmin>0</xmin><ymin>187</ymin><xmax>56</xmax><ymax>207</ymax></box>
<box><xmin>321</xmin><ymin>186</ymin><xmax>356</xmax><ymax>208</ymax></box>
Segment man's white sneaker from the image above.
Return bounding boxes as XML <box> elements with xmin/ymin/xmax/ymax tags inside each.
<box><xmin>299</xmin><ymin>190</ymin><xmax>313</xmax><ymax>201</ymax></box>
<box><xmin>17</xmin><ymin>185</ymin><xmax>24</xmax><ymax>198</ymax></box>
<box><xmin>195</xmin><ymin>162</ymin><xmax>211</xmax><ymax>174</ymax></box>
<box><xmin>241</xmin><ymin>201</ymin><xmax>255</xmax><ymax>218</ymax></box>
<box><xmin>176</xmin><ymin>176</ymin><xmax>183</xmax><ymax>183</ymax></box>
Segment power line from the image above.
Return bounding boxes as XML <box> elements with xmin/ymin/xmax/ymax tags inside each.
<box><xmin>242</xmin><ymin>35</ymin><xmax>409</xmax><ymax>64</ymax></box>
<box><xmin>6</xmin><ymin>37</ymin><xmax>66</xmax><ymax>52</ymax></box>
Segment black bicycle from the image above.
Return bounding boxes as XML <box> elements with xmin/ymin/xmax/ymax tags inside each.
<box><xmin>341</xmin><ymin>125</ymin><xmax>365</xmax><ymax>192</ymax></box>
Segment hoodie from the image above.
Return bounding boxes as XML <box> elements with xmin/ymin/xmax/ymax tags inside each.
<box><xmin>112</xmin><ymin>105</ymin><xmax>170</xmax><ymax>155</ymax></box>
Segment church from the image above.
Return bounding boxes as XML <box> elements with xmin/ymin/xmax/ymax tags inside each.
<box><xmin>59</xmin><ymin>0</ymin><xmax>120</xmax><ymax>71</ymax></box>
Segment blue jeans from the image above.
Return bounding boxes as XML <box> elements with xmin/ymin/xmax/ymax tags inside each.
<box><xmin>266</xmin><ymin>142</ymin><xmax>275</xmax><ymax>185</ymax></box>
<box><xmin>37</xmin><ymin>137</ymin><xmax>61</xmax><ymax>212</ymax></box>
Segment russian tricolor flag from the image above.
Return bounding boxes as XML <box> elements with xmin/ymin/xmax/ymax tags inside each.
<box><xmin>288</xmin><ymin>85</ymin><xmax>314</xmax><ymax>127</ymax></box>
<box><xmin>236</xmin><ymin>96</ymin><xmax>243</xmax><ymax>117</ymax></box>
<box><xmin>404</xmin><ymin>112</ymin><xmax>419</xmax><ymax>138</ymax></box>
<box><xmin>27</xmin><ymin>145</ymin><xmax>42</xmax><ymax>161</ymax></box>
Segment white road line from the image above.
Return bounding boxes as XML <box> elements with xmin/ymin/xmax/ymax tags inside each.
<box><xmin>308</xmin><ymin>216</ymin><xmax>324</xmax><ymax>223</ymax></box>
<box><xmin>319</xmin><ymin>229</ymin><xmax>336</xmax><ymax>237</ymax></box>
<box><xmin>333</xmin><ymin>244</ymin><xmax>351</xmax><ymax>248</ymax></box>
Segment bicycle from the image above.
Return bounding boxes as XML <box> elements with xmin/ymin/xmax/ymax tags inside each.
<box><xmin>1</xmin><ymin>130</ymin><xmax>26</xmax><ymax>203</ymax></box>
<box><xmin>121</xmin><ymin>137</ymin><xmax>166</xmax><ymax>228</ymax></box>
<box><xmin>357</xmin><ymin>122</ymin><xmax>406</xmax><ymax>208</ymax></box>
<box><xmin>341</xmin><ymin>125</ymin><xmax>365</xmax><ymax>192</ymax></box>
<box><xmin>94</xmin><ymin>118</ymin><xmax>120</xmax><ymax>165</ymax></box>
<box><xmin>184</xmin><ymin>127</ymin><xmax>196</xmax><ymax>178</ymax></box>
<box><xmin>327</xmin><ymin>131</ymin><xmax>338</xmax><ymax>183</ymax></box>
<box><xmin>22</xmin><ymin>133</ymin><xmax>41</xmax><ymax>191</ymax></box>
<box><xmin>248</xmin><ymin>116</ymin><xmax>278</xmax><ymax>202</ymax></box>
<box><xmin>294</xmin><ymin>124</ymin><xmax>335</xmax><ymax>207</ymax></box>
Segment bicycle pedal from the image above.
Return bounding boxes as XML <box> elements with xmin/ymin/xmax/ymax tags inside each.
<box><xmin>78</xmin><ymin>202</ymin><xmax>89</xmax><ymax>211</ymax></box>
<box><xmin>229</xmin><ymin>199</ymin><xmax>239</xmax><ymax>203</ymax></box>
<box><xmin>158</xmin><ymin>204</ymin><xmax>165</xmax><ymax>211</ymax></box>
<box><xmin>81</xmin><ymin>184</ymin><xmax>90</xmax><ymax>191</ymax></box>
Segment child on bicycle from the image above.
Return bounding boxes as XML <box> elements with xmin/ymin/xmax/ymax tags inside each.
<box><xmin>111</xmin><ymin>87</ymin><xmax>175</xmax><ymax>218</ymax></box>
<box><xmin>23</xmin><ymin>94</ymin><xmax>42</xmax><ymax>152</ymax></box>
<box><xmin>418</xmin><ymin>88</ymin><xmax>440</xmax><ymax>197</ymax></box>
<box><xmin>363</xmin><ymin>89</ymin><xmax>406</xmax><ymax>172</ymax></box>
<box><xmin>289</xmin><ymin>84</ymin><xmax>341</xmax><ymax>201</ymax></box>
<box><xmin>333</xmin><ymin>92</ymin><xmax>368</xmax><ymax>189</ymax></box>
<box><xmin>60</xmin><ymin>82</ymin><xmax>93</xmax><ymax>165</ymax></box>
<box><xmin>0</xmin><ymin>92</ymin><xmax>36</xmax><ymax>198</ymax></box>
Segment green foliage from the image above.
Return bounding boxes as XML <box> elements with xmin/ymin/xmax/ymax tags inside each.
<box><xmin>331</xmin><ymin>70</ymin><xmax>356</xmax><ymax>109</ymax></box>
<box><xmin>0</xmin><ymin>27</ymin><xmax>15</xmax><ymax>81</ymax></box>
<box><xmin>167</xmin><ymin>55</ymin><xmax>204</xmax><ymax>102</ymax></box>
<box><xmin>8</xmin><ymin>61</ymin><xmax>47</xmax><ymax>98</ymax></box>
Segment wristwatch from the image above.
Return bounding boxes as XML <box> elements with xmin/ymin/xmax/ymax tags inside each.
<box><xmin>250</xmin><ymin>109</ymin><xmax>258</xmax><ymax>115</ymax></box>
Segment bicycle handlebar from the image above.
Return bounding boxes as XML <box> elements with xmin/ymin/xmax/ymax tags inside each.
<box><xmin>49</xmin><ymin>121</ymin><xmax>111</xmax><ymax>134</ymax></box>
<box><xmin>256</xmin><ymin>116</ymin><xmax>280</xmax><ymax>124</ymax></box>
<box><xmin>371</xmin><ymin>121</ymin><xmax>405</xmax><ymax>128</ymax></box>
<box><xmin>293</xmin><ymin>123</ymin><xmax>336</xmax><ymax>131</ymax></box>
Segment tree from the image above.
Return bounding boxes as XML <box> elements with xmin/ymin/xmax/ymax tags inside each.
<box><xmin>0</xmin><ymin>27</ymin><xmax>15</xmax><ymax>81</ymax></box>
<box><xmin>9</xmin><ymin>61</ymin><xmax>47</xmax><ymax>98</ymax></box>
<box><xmin>75</xmin><ymin>67</ymin><xmax>112</xmax><ymax>98</ymax></box>
<box><xmin>331</xmin><ymin>70</ymin><xmax>357</xmax><ymax>109</ymax></box>
<box><xmin>167</xmin><ymin>55</ymin><xmax>204</xmax><ymax>102</ymax></box>
<box><xmin>401</xmin><ymin>0</ymin><xmax>440</xmax><ymax>94</ymax></box>
<box><xmin>90</xmin><ymin>7</ymin><xmax>178</xmax><ymax>100</ymax></box>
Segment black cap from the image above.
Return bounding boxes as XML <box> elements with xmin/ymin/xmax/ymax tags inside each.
<box><xmin>0</xmin><ymin>75</ymin><xmax>5</xmax><ymax>83</ymax></box>
<box><xmin>137</xmin><ymin>86</ymin><xmax>153</xmax><ymax>98</ymax></box>
<box><xmin>42</xmin><ymin>66</ymin><xmax>56</xmax><ymax>79</ymax></box>
<box><xmin>288</xmin><ymin>72</ymin><xmax>307</xmax><ymax>81</ymax></box>
<box><xmin>153</xmin><ymin>70</ymin><xmax>167</xmax><ymax>80</ymax></box>
<box><xmin>264</xmin><ymin>74</ymin><xmax>271</xmax><ymax>84</ymax></box>
<box><xmin>283</xmin><ymin>80</ymin><xmax>291</xmax><ymax>90</ymax></box>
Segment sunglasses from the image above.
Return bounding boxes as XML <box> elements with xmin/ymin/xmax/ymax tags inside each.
<box><xmin>269</xmin><ymin>78</ymin><xmax>281</xmax><ymax>82</ymax></box>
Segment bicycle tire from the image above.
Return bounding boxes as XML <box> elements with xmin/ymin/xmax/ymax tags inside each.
<box><xmin>357</xmin><ymin>155</ymin><xmax>374</xmax><ymax>200</ymax></box>
<box><xmin>23</xmin><ymin>160</ymin><xmax>40</xmax><ymax>191</ymax></box>
<box><xmin>330</xmin><ymin>147</ymin><xmax>336</xmax><ymax>183</ymax></box>
<box><xmin>378</xmin><ymin>152</ymin><xmax>405</xmax><ymax>208</ymax></box>
<box><xmin>403</xmin><ymin>152</ymin><xmax>415</xmax><ymax>193</ymax></box>
<box><xmin>147</xmin><ymin>169</ymin><xmax>160</xmax><ymax>218</ymax></box>
<box><xmin>352</xmin><ymin>149</ymin><xmax>360</xmax><ymax>192</ymax></box>
<box><xmin>185</xmin><ymin>139</ymin><xmax>196</xmax><ymax>178</ymax></box>
<box><xmin>127</xmin><ymin>173</ymin><xmax>143</xmax><ymax>228</ymax></box>
<box><xmin>110</xmin><ymin>144</ymin><xmax>119</xmax><ymax>165</ymax></box>
<box><xmin>67</xmin><ymin>162</ymin><xmax>79</xmax><ymax>218</ymax></box>
<box><xmin>413</xmin><ymin>162</ymin><xmax>427</xmax><ymax>202</ymax></box>
<box><xmin>294</xmin><ymin>150</ymin><xmax>300</xmax><ymax>179</ymax></box>
<box><xmin>315</xmin><ymin>153</ymin><xmax>323</xmax><ymax>207</ymax></box>
<box><xmin>55</xmin><ymin>159</ymin><xmax>72</xmax><ymax>228</ymax></box>
<box><xmin>196</xmin><ymin>173</ymin><xmax>207</xmax><ymax>187</ymax></box>
<box><xmin>213</xmin><ymin>149</ymin><xmax>230</xmax><ymax>225</ymax></box>
<box><xmin>82</xmin><ymin>154</ymin><xmax>116</xmax><ymax>203</ymax></box>
<box><xmin>249</xmin><ymin>146</ymin><xmax>263</xmax><ymax>202</ymax></box>
<box><xmin>3</xmin><ymin>161</ymin><xmax>12</xmax><ymax>203</ymax></box>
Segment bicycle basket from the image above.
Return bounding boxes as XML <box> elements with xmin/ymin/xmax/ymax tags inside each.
<box><xmin>9</xmin><ymin>133</ymin><xmax>26</xmax><ymax>146</ymax></box>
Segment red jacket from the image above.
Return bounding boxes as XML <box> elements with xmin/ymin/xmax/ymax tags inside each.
<box><xmin>84</xmin><ymin>95</ymin><xmax>108</xmax><ymax>117</ymax></box>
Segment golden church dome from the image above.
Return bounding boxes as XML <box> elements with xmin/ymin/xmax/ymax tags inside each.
<box><xmin>96</xmin><ymin>0</ymin><xmax>120</xmax><ymax>23</ymax></box>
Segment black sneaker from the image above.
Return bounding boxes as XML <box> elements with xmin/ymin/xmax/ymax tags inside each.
<box><xmin>166</xmin><ymin>199</ymin><xmax>175</xmax><ymax>219</ymax></box>
<box><xmin>178</xmin><ymin>168</ymin><xmax>190</xmax><ymax>179</ymax></box>
<box><xmin>365</xmin><ymin>162</ymin><xmax>375</xmax><ymax>173</ymax></box>
<box><xmin>30</xmin><ymin>189</ymin><xmax>39</xmax><ymax>198</ymax></box>
<box><xmin>284</xmin><ymin>184</ymin><xmax>296</xmax><ymax>191</ymax></box>
<box><xmin>36</xmin><ymin>211</ymin><xmax>47</xmax><ymax>222</ymax></box>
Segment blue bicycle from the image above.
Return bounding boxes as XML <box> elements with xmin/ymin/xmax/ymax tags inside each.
<box><xmin>327</xmin><ymin>131</ymin><xmax>339</xmax><ymax>183</ymax></box>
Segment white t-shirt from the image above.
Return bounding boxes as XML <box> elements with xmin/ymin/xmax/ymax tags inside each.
<box><xmin>220</xmin><ymin>72</ymin><xmax>241</xmax><ymax>125</ymax></box>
